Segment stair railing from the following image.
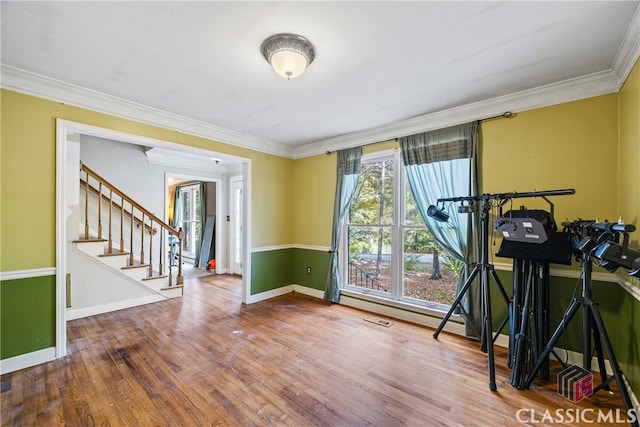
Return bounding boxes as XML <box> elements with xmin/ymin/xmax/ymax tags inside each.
<box><xmin>348</xmin><ymin>260</ymin><xmax>386</xmax><ymax>291</ymax></box>
<box><xmin>80</xmin><ymin>162</ymin><xmax>184</xmax><ymax>285</ymax></box>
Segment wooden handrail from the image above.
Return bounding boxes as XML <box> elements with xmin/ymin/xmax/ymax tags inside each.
<box><xmin>81</xmin><ymin>178</ymin><xmax>157</xmax><ymax>234</ymax></box>
<box><xmin>81</xmin><ymin>163</ymin><xmax>178</xmax><ymax>236</ymax></box>
<box><xmin>80</xmin><ymin>162</ymin><xmax>183</xmax><ymax>285</ymax></box>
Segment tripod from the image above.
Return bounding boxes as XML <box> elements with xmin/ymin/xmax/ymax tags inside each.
<box><xmin>433</xmin><ymin>196</ymin><xmax>510</xmax><ymax>391</ymax></box>
<box><xmin>523</xmin><ymin>254</ymin><xmax>638</xmax><ymax>426</ymax></box>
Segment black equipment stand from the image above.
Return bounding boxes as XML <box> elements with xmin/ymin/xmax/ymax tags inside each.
<box><xmin>433</xmin><ymin>195</ymin><xmax>510</xmax><ymax>391</ymax></box>
<box><xmin>508</xmin><ymin>259</ymin><xmax>552</xmax><ymax>388</ymax></box>
<box><xmin>498</xmin><ymin>232</ymin><xmax>573</xmax><ymax>388</ymax></box>
<box><xmin>432</xmin><ymin>188</ymin><xmax>575</xmax><ymax>391</ymax></box>
<box><xmin>523</xmin><ymin>255</ymin><xmax>638</xmax><ymax>427</ymax></box>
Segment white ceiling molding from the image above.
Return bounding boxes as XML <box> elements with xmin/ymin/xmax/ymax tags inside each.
<box><xmin>292</xmin><ymin>70</ymin><xmax>621</xmax><ymax>159</ymax></box>
<box><xmin>612</xmin><ymin>4</ymin><xmax>640</xmax><ymax>89</ymax></box>
<box><xmin>0</xmin><ymin>65</ymin><xmax>292</xmax><ymax>159</ymax></box>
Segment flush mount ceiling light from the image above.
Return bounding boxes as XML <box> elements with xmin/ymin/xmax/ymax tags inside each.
<box><xmin>261</xmin><ymin>33</ymin><xmax>315</xmax><ymax>79</ymax></box>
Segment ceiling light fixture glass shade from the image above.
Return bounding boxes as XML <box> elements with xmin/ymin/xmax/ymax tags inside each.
<box><xmin>261</xmin><ymin>33</ymin><xmax>315</xmax><ymax>79</ymax></box>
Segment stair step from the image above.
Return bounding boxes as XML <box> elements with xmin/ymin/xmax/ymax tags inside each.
<box><xmin>160</xmin><ymin>285</ymin><xmax>184</xmax><ymax>298</ymax></box>
<box><xmin>142</xmin><ymin>274</ymin><xmax>168</xmax><ymax>281</ymax></box>
<box><xmin>98</xmin><ymin>250</ymin><xmax>129</xmax><ymax>257</ymax></box>
<box><xmin>160</xmin><ymin>285</ymin><xmax>184</xmax><ymax>290</ymax></box>
<box><xmin>73</xmin><ymin>237</ymin><xmax>107</xmax><ymax>243</ymax></box>
<box><xmin>122</xmin><ymin>262</ymin><xmax>149</xmax><ymax>270</ymax></box>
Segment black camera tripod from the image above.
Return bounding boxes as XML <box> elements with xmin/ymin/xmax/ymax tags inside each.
<box><xmin>433</xmin><ymin>195</ymin><xmax>510</xmax><ymax>391</ymax></box>
<box><xmin>523</xmin><ymin>253</ymin><xmax>638</xmax><ymax>426</ymax></box>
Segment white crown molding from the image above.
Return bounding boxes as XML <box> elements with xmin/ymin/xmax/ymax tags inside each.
<box><xmin>0</xmin><ymin>65</ymin><xmax>293</xmax><ymax>159</ymax></box>
<box><xmin>612</xmin><ymin>3</ymin><xmax>640</xmax><ymax>88</ymax></box>
<box><xmin>292</xmin><ymin>70</ymin><xmax>621</xmax><ymax>159</ymax></box>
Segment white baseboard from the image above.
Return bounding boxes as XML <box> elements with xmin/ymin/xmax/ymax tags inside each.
<box><xmin>0</xmin><ymin>347</ymin><xmax>56</xmax><ymax>375</ymax></box>
<box><xmin>338</xmin><ymin>293</ymin><xmax>465</xmax><ymax>336</ymax></box>
<box><xmin>66</xmin><ymin>294</ymin><xmax>165</xmax><ymax>320</ymax></box>
<box><xmin>245</xmin><ymin>285</ymin><xmax>296</xmax><ymax>303</ymax></box>
<box><xmin>292</xmin><ymin>285</ymin><xmax>325</xmax><ymax>299</ymax></box>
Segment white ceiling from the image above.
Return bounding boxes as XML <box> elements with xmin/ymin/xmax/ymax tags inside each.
<box><xmin>2</xmin><ymin>1</ymin><xmax>639</xmax><ymax>158</ymax></box>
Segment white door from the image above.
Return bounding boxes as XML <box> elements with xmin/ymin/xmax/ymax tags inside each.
<box><xmin>230</xmin><ymin>178</ymin><xmax>243</xmax><ymax>275</ymax></box>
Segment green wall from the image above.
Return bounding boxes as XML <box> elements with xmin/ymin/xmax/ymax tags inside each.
<box><xmin>0</xmin><ymin>276</ymin><xmax>56</xmax><ymax>359</ymax></box>
<box><xmin>251</xmin><ymin>249</ymin><xmax>294</xmax><ymax>294</ymax></box>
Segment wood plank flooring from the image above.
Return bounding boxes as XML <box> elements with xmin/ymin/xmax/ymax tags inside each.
<box><xmin>1</xmin><ymin>275</ymin><xmax>632</xmax><ymax>426</ymax></box>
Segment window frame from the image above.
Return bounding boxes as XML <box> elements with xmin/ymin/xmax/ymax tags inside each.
<box><xmin>178</xmin><ymin>184</ymin><xmax>200</xmax><ymax>260</ymax></box>
<box><xmin>339</xmin><ymin>148</ymin><xmax>453</xmax><ymax>313</ymax></box>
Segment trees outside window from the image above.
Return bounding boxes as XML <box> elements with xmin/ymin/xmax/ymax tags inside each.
<box><xmin>342</xmin><ymin>150</ymin><xmax>460</xmax><ymax>308</ymax></box>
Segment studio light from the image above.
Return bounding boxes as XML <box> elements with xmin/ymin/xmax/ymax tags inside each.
<box><xmin>261</xmin><ymin>33</ymin><xmax>315</xmax><ymax>79</ymax></box>
<box><xmin>592</xmin><ymin>240</ymin><xmax>640</xmax><ymax>276</ymax></box>
<box><xmin>496</xmin><ymin>209</ymin><xmax>556</xmax><ymax>244</ymax></box>
<box><xmin>427</xmin><ymin>205</ymin><xmax>450</xmax><ymax>223</ymax></box>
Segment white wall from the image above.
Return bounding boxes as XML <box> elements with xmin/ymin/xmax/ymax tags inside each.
<box><xmin>80</xmin><ymin>136</ymin><xmax>225</xmax><ymax>217</ymax></box>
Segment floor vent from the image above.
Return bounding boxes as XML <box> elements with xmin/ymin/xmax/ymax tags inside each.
<box><xmin>364</xmin><ymin>317</ymin><xmax>392</xmax><ymax>327</ymax></box>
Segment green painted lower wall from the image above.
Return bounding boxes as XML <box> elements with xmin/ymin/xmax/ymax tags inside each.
<box><xmin>251</xmin><ymin>249</ymin><xmax>295</xmax><ymax>294</ymax></box>
<box><xmin>293</xmin><ymin>248</ymin><xmax>330</xmax><ymax>291</ymax></box>
<box><xmin>251</xmin><ymin>248</ymin><xmax>330</xmax><ymax>294</ymax></box>
<box><xmin>1</xmin><ymin>275</ymin><xmax>56</xmax><ymax>359</ymax></box>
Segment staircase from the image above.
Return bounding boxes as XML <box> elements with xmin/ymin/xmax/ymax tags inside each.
<box><xmin>73</xmin><ymin>238</ymin><xmax>183</xmax><ymax>299</ymax></box>
<box><xmin>73</xmin><ymin>162</ymin><xmax>184</xmax><ymax>303</ymax></box>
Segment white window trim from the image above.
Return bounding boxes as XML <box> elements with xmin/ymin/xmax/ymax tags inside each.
<box><xmin>340</xmin><ymin>148</ymin><xmax>455</xmax><ymax>312</ymax></box>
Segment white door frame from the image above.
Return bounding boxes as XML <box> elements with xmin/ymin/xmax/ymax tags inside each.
<box><xmin>56</xmin><ymin>119</ymin><xmax>252</xmax><ymax>357</ymax></box>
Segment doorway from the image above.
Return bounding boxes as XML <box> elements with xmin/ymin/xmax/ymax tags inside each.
<box><xmin>56</xmin><ymin>119</ymin><xmax>252</xmax><ymax>358</ymax></box>
<box><xmin>167</xmin><ymin>174</ymin><xmax>222</xmax><ymax>275</ymax></box>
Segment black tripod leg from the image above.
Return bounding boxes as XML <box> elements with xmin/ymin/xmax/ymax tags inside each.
<box><xmin>433</xmin><ymin>265</ymin><xmax>480</xmax><ymax>339</ymax></box>
<box><xmin>511</xmin><ymin>264</ymin><xmax>533</xmax><ymax>388</ymax></box>
<box><xmin>587</xmin><ymin>302</ymin><xmax>638</xmax><ymax>426</ymax></box>
<box><xmin>508</xmin><ymin>260</ymin><xmax>523</xmax><ymax>369</ymax></box>
<box><xmin>523</xmin><ymin>299</ymin><xmax>582</xmax><ymax>389</ymax></box>
<box><xmin>589</xmin><ymin>312</ymin><xmax>611</xmax><ymax>391</ymax></box>
<box><xmin>481</xmin><ymin>266</ymin><xmax>497</xmax><ymax>391</ymax></box>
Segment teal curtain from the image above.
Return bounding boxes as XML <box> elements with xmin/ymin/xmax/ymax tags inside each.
<box><xmin>324</xmin><ymin>147</ymin><xmax>362</xmax><ymax>303</ymax></box>
<box><xmin>194</xmin><ymin>183</ymin><xmax>206</xmax><ymax>266</ymax></box>
<box><xmin>399</xmin><ymin>122</ymin><xmax>481</xmax><ymax>337</ymax></box>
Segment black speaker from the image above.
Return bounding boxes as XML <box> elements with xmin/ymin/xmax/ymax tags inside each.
<box><xmin>496</xmin><ymin>231</ymin><xmax>572</xmax><ymax>265</ymax></box>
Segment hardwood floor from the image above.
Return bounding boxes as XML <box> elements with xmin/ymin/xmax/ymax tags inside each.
<box><xmin>1</xmin><ymin>275</ymin><xmax>632</xmax><ymax>426</ymax></box>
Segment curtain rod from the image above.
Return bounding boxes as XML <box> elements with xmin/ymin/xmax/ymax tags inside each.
<box><xmin>479</xmin><ymin>111</ymin><xmax>515</xmax><ymax>122</ymax></box>
<box><xmin>325</xmin><ymin>111</ymin><xmax>515</xmax><ymax>155</ymax></box>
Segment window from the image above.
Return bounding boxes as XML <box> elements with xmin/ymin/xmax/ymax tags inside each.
<box><xmin>179</xmin><ymin>184</ymin><xmax>201</xmax><ymax>260</ymax></box>
<box><xmin>342</xmin><ymin>150</ymin><xmax>460</xmax><ymax>309</ymax></box>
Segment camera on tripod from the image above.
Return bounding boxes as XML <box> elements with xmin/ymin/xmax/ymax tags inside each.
<box><xmin>562</xmin><ymin>219</ymin><xmax>640</xmax><ymax>277</ymax></box>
